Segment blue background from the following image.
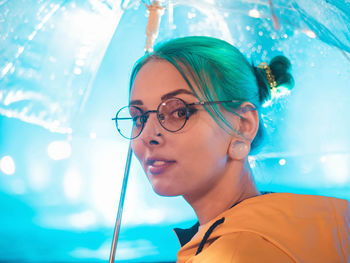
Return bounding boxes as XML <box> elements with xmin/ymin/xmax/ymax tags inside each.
<box><xmin>1</xmin><ymin>0</ymin><xmax>350</xmax><ymax>262</ymax></box>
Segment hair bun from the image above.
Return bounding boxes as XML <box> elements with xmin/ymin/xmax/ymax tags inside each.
<box><xmin>269</xmin><ymin>55</ymin><xmax>294</xmax><ymax>91</ymax></box>
<box><xmin>253</xmin><ymin>55</ymin><xmax>295</xmax><ymax>104</ymax></box>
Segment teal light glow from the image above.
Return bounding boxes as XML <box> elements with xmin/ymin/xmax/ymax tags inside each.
<box><xmin>0</xmin><ymin>0</ymin><xmax>349</xmax><ymax>262</ymax></box>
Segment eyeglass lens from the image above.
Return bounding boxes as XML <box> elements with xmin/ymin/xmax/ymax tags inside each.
<box><xmin>115</xmin><ymin>98</ymin><xmax>189</xmax><ymax>139</ymax></box>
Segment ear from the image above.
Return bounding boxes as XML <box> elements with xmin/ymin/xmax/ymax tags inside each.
<box><xmin>236</xmin><ymin>102</ymin><xmax>259</xmax><ymax>143</ymax></box>
<box><xmin>228</xmin><ymin>141</ymin><xmax>250</xmax><ymax>161</ymax></box>
<box><xmin>227</xmin><ymin>102</ymin><xmax>259</xmax><ymax>161</ymax></box>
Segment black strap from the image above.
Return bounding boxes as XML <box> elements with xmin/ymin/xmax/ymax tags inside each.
<box><xmin>195</xmin><ymin>217</ymin><xmax>225</xmax><ymax>256</ymax></box>
<box><xmin>193</xmin><ymin>193</ymin><xmax>273</xmax><ymax>256</ymax></box>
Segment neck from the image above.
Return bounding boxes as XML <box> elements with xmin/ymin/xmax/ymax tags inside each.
<box><xmin>183</xmin><ymin>159</ymin><xmax>260</xmax><ymax>225</ymax></box>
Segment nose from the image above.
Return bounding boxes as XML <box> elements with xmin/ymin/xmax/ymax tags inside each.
<box><xmin>139</xmin><ymin>112</ymin><xmax>164</xmax><ymax>146</ymax></box>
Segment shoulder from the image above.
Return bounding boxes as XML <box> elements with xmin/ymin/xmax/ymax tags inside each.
<box><xmin>209</xmin><ymin>231</ymin><xmax>296</xmax><ymax>262</ymax></box>
<box><xmin>239</xmin><ymin>192</ymin><xmax>349</xmax><ymax>218</ymax></box>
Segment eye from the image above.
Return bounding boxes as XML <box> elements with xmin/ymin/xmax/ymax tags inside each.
<box><xmin>187</xmin><ymin>107</ymin><xmax>198</xmax><ymax>117</ymax></box>
<box><xmin>171</xmin><ymin>107</ymin><xmax>187</xmax><ymax>119</ymax></box>
<box><xmin>132</xmin><ymin>115</ymin><xmax>143</xmax><ymax>127</ymax></box>
<box><xmin>158</xmin><ymin>113</ymin><xmax>165</xmax><ymax>122</ymax></box>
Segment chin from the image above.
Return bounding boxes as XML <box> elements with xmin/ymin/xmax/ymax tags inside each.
<box><xmin>152</xmin><ymin>185</ymin><xmax>182</xmax><ymax>197</ymax></box>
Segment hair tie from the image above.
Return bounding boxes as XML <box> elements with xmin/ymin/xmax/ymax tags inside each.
<box><xmin>258</xmin><ymin>62</ymin><xmax>277</xmax><ymax>97</ymax></box>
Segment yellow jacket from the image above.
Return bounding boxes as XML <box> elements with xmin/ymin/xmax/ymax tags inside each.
<box><xmin>174</xmin><ymin>193</ymin><xmax>350</xmax><ymax>263</ymax></box>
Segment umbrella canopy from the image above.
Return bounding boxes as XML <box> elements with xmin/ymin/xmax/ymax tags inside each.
<box><xmin>0</xmin><ymin>0</ymin><xmax>349</xmax><ymax>262</ymax></box>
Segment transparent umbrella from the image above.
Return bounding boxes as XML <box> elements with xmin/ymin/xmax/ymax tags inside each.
<box><xmin>0</xmin><ymin>0</ymin><xmax>349</xmax><ymax>262</ymax></box>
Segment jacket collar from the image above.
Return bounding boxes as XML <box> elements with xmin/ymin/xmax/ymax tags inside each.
<box><xmin>173</xmin><ymin>222</ymin><xmax>200</xmax><ymax>247</ymax></box>
<box><xmin>172</xmin><ymin>193</ymin><xmax>273</xmax><ymax>248</ymax></box>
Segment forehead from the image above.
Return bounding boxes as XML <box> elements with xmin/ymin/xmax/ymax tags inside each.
<box><xmin>130</xmin><ymin>59</ymin><xmax>195</xmax><ymax>103</ymax></box>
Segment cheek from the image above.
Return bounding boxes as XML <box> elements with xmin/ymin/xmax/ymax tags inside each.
<box><xmin>173</xmin><ymin>132</ymin><xmax>229</xmax><ymax>197</ymax></box>
<box><xmin>179</xmin><ymin>121</ymin><xmax>230</xmax><ymax>173</ymax></box>
<box><xmin>131</xmin><ymin>140</ymin><xmax>144</xmax><ymax>164</ymax></box>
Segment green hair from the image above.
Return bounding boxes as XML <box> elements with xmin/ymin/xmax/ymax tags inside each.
<box><xmin>129</xmin><ymin>36</ymin><xmax>294</xmax><ymax>153</ymax></box>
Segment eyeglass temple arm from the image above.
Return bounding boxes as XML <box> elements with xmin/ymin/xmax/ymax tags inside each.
<box><xmin>189</xmin><ymin>100</ymin><xmax>253</xmax><ymax>120</ymax></box>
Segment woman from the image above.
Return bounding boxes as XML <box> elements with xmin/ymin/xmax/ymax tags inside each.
<box><xmin>114</xmin><ymin>36</ymin><xmax>350</xmax><ymax>262</ymax></box>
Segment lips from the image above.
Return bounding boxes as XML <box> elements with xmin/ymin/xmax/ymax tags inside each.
<box><xmin>146</xmin><ymin>157</ymin><xmax>176</xmax><ymax>175</ymax></box>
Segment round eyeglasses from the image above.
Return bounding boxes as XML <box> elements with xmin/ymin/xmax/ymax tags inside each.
<box><xmin>112</xmin><ymin>97</ymin><xmax>242</xmax><ymax>140</ymax></box>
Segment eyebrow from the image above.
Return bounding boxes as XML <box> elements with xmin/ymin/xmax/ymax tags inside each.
<box><xmin>129</xmin><ymin>99</ymin><xmax>143</xmax><ymax>106</ymax></box>
<box><xmin>129</xmin><ymin>89</ymin><xmax>196</xmax><ymax>106</ymax></box>
<box><xmin>161</xmin><ymin>89</ymin><xmax>195</xmax><ymax>101</ymax></box>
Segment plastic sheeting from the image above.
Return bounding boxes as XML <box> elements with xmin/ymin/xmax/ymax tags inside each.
<box><xmin>1</xmin><ymin>0</ymin><xmax>349</xmax><ymax>134</ymax></box>
<box><xmin>1</xmin><ymin>1</ymin><xmax>350</xmax><ymax>261</ymax></box>
<box><xmin>0</xmin><ymin>0</ymin><xmax>123</xmax><ymax>133</ymax></box>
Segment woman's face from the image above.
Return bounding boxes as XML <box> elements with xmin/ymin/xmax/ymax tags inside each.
<box><xmin>130</xmin><ymin>59</ymin><xmax>234</xmax><ymax>198</ymax></box>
